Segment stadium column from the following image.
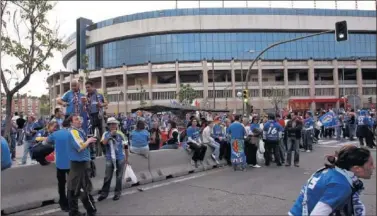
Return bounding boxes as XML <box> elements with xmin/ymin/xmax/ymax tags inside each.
<box><xmin>231</xmin><ymin>58</ymin><xmax>236</xmax><ymax>105</ymax></box>
<box><xmin>308</xmin><ymin>59</ymin><xmax>316</xmax><ymax>112</ymax></box>
<box><xmin>283</xmin><ymin>59</ymin><xmax>289</xmax><ymax>97</ymax></box>
<box><xmin>122</xmin><ymin>65</ymin><xmax>128</xmax><ymax>113</ymax></box>
<box><xmin>257</xmin><ymin>59</ymin><xmax>263</xmax><ymax>111</ymax></box>
<box><xmin>332</xmin><ymin>59</ymin><xmax>340</xmax><ymax>109</ymax></box>
<box><xmin>202</xmin><ymin>59</ymin><xmax>209</xmax><ymax>99</ymax></box>
<box><xmin>356</xmin><ymin>59</ymin><xmax>363</xmax><ymax>100</ymax></box>
<box><xmin>48</xmin><ymin>83</ymin><xmax>53</xmax><ymax>113</ymax></box>
<box><xmin>69</xmin><ymin>73</ymin><xmax>73</xmax><ymax>83</ymax></box>
<box><xmin>148</xmin><ymin>61</ymin><xmax>153</xmax><ymax>104</ymax></box>
<box><xmin>53</xmin><ymin>75</ymin><xmax>57</xmax><ymax>111</ymax></box>
<box><xmin>175</xmin><ymin>60</ymin><xmax>180</xmax><ymax>100</ymax></box>
<box><xmin>59</xmin><ymin>73</ymin><xmax>64</xmax><ymax>99</ymax></box>
<box><xmin>101</xmin><ymin>68</ymin><xmax>106</xmax><ymax>93</ymax></box>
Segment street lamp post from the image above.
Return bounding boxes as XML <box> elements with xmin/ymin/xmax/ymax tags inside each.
<box><xmin>239</xmin><ymin>50</ymin><xmax>255</xmax><ymax>117</ymax></box>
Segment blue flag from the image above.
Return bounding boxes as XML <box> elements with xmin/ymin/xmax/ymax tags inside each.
<box><xmin>319</xmin><ymin>112</ymin><xmax>337</xmax><ymax>128</ymax></box>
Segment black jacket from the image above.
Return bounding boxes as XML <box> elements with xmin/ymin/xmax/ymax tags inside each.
<box><xmin>285</xmin><ymin>120</ymin><xmax>303</xmax><ymax>139</ymax></box>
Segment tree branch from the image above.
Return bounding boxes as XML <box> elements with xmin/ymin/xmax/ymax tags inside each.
<box><xmin>0</xmin><ymin>69</ymin><xmax>10</xmax><ymax>93</ymax></box>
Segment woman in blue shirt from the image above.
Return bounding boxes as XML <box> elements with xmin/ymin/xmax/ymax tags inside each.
<box><xmin>130</xmin><ymin>120</ymin><xmax>150</xmax><ymax>158</ymax></box>
<box><xmin>245</xmin><ymin>117</ymin><xmax>262</xmax><ymax>168</ymax></box>
<box><xmin>289</xmin><ymin>145</ymin><xmax>374</xmax><ymax>216</ymax></box>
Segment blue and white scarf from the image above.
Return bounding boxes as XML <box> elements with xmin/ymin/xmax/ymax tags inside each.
<box><xmin>335</xmin><ymin>167</ymin><xmax>366</xmax><ymax>216</ymax></box>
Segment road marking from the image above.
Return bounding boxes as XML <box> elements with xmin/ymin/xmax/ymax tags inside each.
<box><xmin>32</xmin><ymin>168</ymin><xmax>226</xmax><ymax>215</ymax></box>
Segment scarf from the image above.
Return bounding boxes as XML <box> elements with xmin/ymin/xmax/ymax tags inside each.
<box><xmin>335</xmin><ymin>167</ymin><xmax>366</xmax><ymax>216</ymax></box>
<box><xmin>73</xmin><ymin>91</ymin><xmax>80</xmax><ymax>115</ymax></box>
<box><xmin>108</xmin><ymin>136</ymin><xmax>118</xmax><ymax>170</ymax></box>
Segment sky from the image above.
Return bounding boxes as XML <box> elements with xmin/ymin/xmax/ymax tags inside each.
<box><xmin>1</xmin><ymin>0</ymin><xmax>375</xmax><ymax>97</ymax></box>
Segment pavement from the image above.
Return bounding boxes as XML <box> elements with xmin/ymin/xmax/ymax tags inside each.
<box><xmin>9</xmin><ymin>141</ymin><xmax>376</xmax><ymax>216</ymax></box>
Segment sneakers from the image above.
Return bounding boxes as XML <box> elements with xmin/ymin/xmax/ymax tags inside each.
<box><xmin>252</xmin><ymin>164</ymin><xmax>261</xmax><ymax>168</ymax></box>
<box><xmin>211</xmin><ymin>154</ymin><xmax>220</xmax><ymax>165</ymax></box>
<box><xmin>306</xmin><ymin>150</ymin><xmax>311</xmax><ymax>153</ymax></box>
<box><xmin>97</xmin><ymin>195</ymin><xmax>107</xmax><ymax>202</ymax></box>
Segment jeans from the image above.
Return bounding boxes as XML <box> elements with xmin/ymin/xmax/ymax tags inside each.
<box><xmin>286</xmin><ymin>138</ymin><xmax>299</xmax><ymax>165</ymax></box>
<box><xmin>264</xmin><ymin>140</ymin><xmax>281</xmax><ymax>166</ymax></box>
<box><xmin>22</xmin><ymin>140</ymin><xmax>33</xmax><ymax>164</ymax></box>
<box><xmin>10</xmin><ymin>133</ymin><xmax>16</xmax><ymax>159</ymax></box>
<box><xmin>130</xmin><ymin>146</ymin><xmax>149</xmax><ymax>158</ymax></box>
<box><xmin>336</xmin><ymin>126</ymin><xmax>342</xmax><ymax>140</ymax></box>
<box><xmin>278</xmin><ymin>139</ymin><xmax>286</xmax><ymax>163</ymax></box>
<box><xmin>57</xmin><ymin>168</ymin><xmax>70</xmax><ymax>209</ymax></box>
<box><xmin>349</xmin><ymin>124</ymin><xmax>356</xmax><ymax>140</ymax></box>
<box><xmin>302</xmin><ymin>129</ymin><xmax>313</xmax><ymax>151</ymax></box>
<box><xmin>100</xmin><ymin>159</ymin><xmax>126</xmax><ymax>197</ymax></box>
<box><xmin>17</xmin><ymin>129</ymin><xmax>24</xmax><ymax>146</ymax></box>
<box><xmin>207</xmin><ymin>140</ymin><xmax>220</xmax><ymax>160</ymax></box>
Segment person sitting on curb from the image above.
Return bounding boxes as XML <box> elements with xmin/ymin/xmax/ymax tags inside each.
<box><xmin>202</xmin><ymin>117</ymin><xmax>220</xmax><ymax>165</ymax></box>
<box><xmin>130</xmin><ymin>120</ymin><xmax>150</xmax><ymax>158</ymax></box>
<box><xmin>161</xmin><ymin>120</ymin><xmax>180</xmax><ymax>149</ymax></box>
<box><xmin>98</xmin><ymin>117</ymin><xmax>129</xmax><ymax>202</ymax></box>
<box><xmin>186</xmin><ymin>118</ymin><xmax>207</xmax><ymax>168</ymax></box>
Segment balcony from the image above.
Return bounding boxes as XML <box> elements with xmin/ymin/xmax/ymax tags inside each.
<box><xmin>288</xmin><ymin>81</ymin><xmax>309</xmax><ymax>85</ymax></box>
<box><xmin>339</xmin><ymin>80</ymin><xmax>357</xmax><ymax>85</ymax></box>
<box><xmin>315</xmin><ymin>80</ymin><xmax>334</xmax><ymax>85</ymax></box>
<box><xmin>362</xmin><ymin>80</ymin><xmax>377</xmax><ymax>85</ymax></box>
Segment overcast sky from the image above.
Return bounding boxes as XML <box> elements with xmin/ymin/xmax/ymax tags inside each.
<box><xmin>1</xmin><ymin>0</ymin><xmax>375</xmax><ymax>97</ymax></box>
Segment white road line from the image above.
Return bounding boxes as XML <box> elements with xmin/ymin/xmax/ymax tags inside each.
<box><xmin>32</xmin><ymin>168</ymin><xmax>226</xmax><ymax>216</ymax></box>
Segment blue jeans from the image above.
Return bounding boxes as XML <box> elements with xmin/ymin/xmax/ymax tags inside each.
<box><xmin>100</xmin><ymin>159</ymin><xmax>126</xmax><ymax>196</ymax></box>
<box><xmin>22</xmin><ymin>140</ymin><xmax>33</xmax><ymax>164</ymax></box>
<box><xmin>207</xmin><ymin>140</ymin><xmax>220</xmax><ymax>160</ymax></box>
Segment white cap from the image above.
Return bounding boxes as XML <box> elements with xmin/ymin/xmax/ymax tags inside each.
<box><xmin>107</xmin><ymin>117</ymin><xmax>119</xmax><ymax>125</ymax></box>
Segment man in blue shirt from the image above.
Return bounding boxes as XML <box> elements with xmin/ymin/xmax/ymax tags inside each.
<box><xmin>303</xmin><ymin>111</ymin><xmax>315</xmax><ymax>152</ymax></box>
<box><xmin>357</xmin><ymin>110</ymin><xmax>372</xmax><ymax>148</ymax></box>
<box><xmin>58</xmin><ymin>80</ymin><xmax>89</xmax><ymax>133</ymax></box>
<box><xmin>98</xmin><ymin>117</ymin><xmax>129</xmax><ymax>202</ymax></box>
<box><xmin>186</xmin><ymin>118</ymin><xmax>207</xmax><ymax>168</ymax></box>
<box><xmin>51</xmin><ymin>108</ymin><xmax>64</xmax><ymax>130</ymax></box>
<box><xmin>263</xmin><ymin>114</ymin><xmax>283</xmax><ymax>166</ymax></box>
<box><xmin>20</xmin><ymin>115</ymin><xmax>38</xmax><ymax>165</ymax></box>
<box><xmin>46</xmin><ymin>118</ymin><xmax>71</xmax><ymax>212</ymax></box>
<box><xmin>1</xmin><ymin>136</ymin><xmax>12</xmax><ymax>171</ymax></box>
<box><xmin>227</xmin><ymin>115</ymin><xmax>247</xmax><ymax>170</ymax></box>
<box><xmin>67</xmin><ymin>114</ymin><xmax>98</xmax><ymax>216</ymax></box>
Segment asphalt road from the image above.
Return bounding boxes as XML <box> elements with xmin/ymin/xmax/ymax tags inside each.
<box><xmin>12</xmin><ymin>143</ymin><xmax>376</xmax><ymax>216</ymax></box>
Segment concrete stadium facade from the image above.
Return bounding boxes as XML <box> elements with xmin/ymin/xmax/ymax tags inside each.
<box><xmin>47</xmin><ymin>7</ymin><xmax>377</xmax><ymax>113</ymax></box>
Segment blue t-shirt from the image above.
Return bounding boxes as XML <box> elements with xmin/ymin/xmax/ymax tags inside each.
<box><xmin>227</xmin><ymin>122</ymin><xmax>245</xmax><ymax>139</ymax></box>
<box><xmin>68</xmin><ymin>128</ymin><xmax>90</xmax><ymax>162</ymax></box>
<box><xmin>24</xmin><ymin>122</ymin><xmax>38</xmax><ymax>141</ymax></box>
<box><xmin>357</xmin><ymin>115</ymin><xmax>369</xmax><ymax>126</ymax></box>
<box><xmin>1</xmin><ymin>137</ymin><xmax>12</xmax><ymax>171</ymax></box>
<box><xmin>186</xmin><ymin>126</ymin><xmax>200</xmax><ymax>142</ymax></box>
<box><xmin>290</xmin><ymin>168</ymin><xmax>352</xmax><ymax>215</ymax></box>
<box><xmin>212</xmin><ymin>124</ymin><xmax>224</xmax><ymax>138</ymax></box>
<box><xmin>263</xmin><ymin>120</ymin><xmax>283</xmax><ymax>141</ymax></box>
<box><xmin>47</xmin><ymin>129</ymin><xmax>70</xmax><ymax>169</ymax></box>
<box><xmin>131</xmin><ymin>130</ymin><xmax>149</xmax><ymax>148</ymax></box>
<box><xmin>87</xmin><ymin>91</ymin><xmax>105</xmax><ymax>114</ymax></box>
<box><xmin>101</xmin><ymin>130</ymin><xmax>127</xmax><ymax>160</ymax></box>
<box><xmin>61</xmin><ymin>90</ymin><xmax>85</xmax><ymax>115</ymax></box>
<box><xmin>304</xmin><ymin>117</ymin><xmax>315</xmax><ymax>129</ymax></box>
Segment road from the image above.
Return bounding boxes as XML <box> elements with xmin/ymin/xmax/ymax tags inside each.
<box><xmin>11</xmin><ymin>142</ymin><xmax>376</xmax><ymax>216</ymax></box>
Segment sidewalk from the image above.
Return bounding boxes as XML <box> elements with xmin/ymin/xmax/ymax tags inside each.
<box><xmin>11</xmin><ymin>145</ymin><xmax>36</xmax><ymax>168</ymax></box>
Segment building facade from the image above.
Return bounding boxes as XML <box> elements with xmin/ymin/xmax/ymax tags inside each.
<box><xmin>47</xmin><ymin>7</ymin><xmax>377</xmax><ymax>113</ymax></box>
<box><xmin>1</xmin><ymin>94</ymin><xmax>40</xmax><ymax>116</ymax></box>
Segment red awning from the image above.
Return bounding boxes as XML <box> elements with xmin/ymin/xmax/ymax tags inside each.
<box><xmin>289</xmin><ymin>98</ymin><xmax>348</xmax><ymax>103</ymax></box>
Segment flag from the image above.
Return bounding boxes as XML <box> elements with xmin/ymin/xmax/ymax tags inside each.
<box><xmin>319</xmin><ymin>112</ymin><xmax>337</xmax><ymax>128</ymax></box>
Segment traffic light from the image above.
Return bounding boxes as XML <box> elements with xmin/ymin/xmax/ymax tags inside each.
<box><xmin>335</xmin><ymin>21</ymin><xmax>348</xmax><ymax>42</ymax></box>
<box><xmin>242</xmin><ymin>89</ymin><xmax>248</xmax><ymax>103</ymax></box>
<box><xmin>368</xmin><ymin>97</ymin><xmax>372</xmax><ymax>104</ymax></box>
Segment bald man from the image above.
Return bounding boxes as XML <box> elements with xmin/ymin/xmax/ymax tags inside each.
<box><xmin>57</xmin><ymin>81</ymin><xmax>89</xmax><ymax>133</ymax></box>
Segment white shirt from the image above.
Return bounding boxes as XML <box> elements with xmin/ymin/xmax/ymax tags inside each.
<box><xmin>202</xmin><ymin>126</ymin><xmax>214</xmax><ymax>144</ymax></box>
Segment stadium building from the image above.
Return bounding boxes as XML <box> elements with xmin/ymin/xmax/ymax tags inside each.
<box><xmin>47</xmin><ymin>7</ymin><xmax>377</xmax><ymax>114</ymax></box>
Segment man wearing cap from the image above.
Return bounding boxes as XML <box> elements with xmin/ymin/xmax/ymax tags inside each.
<box><xmin>98</xmin><ymin>117</ymin><xmax>129</xmax><ymax>202</ymax></box>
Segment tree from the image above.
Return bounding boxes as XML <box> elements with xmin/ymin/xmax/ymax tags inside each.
<box><xmin>39</xmin><ymin>94</ymin><xmax>50</xmax><ymax>117</ymax></box>
<box><xmin>0</xmin><ymin>1</ymin><xmax>67</xmax><ymax>138</ymax></box>
<box><xmin>177</xmin><ymin>84</ymin><xmax>197</xmax><ymax>106</ymax></box>
<box><xmin>265</xmin><ymin>87</ymin><xmax>289</xmax><ymax>115</ymax></box>
<box><xmin>136</xmin><ymin>80</ymin><xmax>147</xmax><ymax>107</ymax></box>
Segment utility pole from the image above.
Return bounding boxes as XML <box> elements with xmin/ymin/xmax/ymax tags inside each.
<box><xmin>241</xmin><ymin>59</ymin><xmax>245</xmax><ymax>116</ymax></box>
<box><xmin>0</xmin><ymin>0</ymin><xmax>3</xmax><ymax>134</ymax></box>
<box><xmin>212</xmin><ymin>58</ymin><xmax>215</xmax><ymax>109</ymax></box>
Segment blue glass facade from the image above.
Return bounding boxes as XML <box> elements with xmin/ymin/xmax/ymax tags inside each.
<box><xmin>66</xmin><ymin>32</ymin><xmax>376</xmax><ymax>71</ymax></box>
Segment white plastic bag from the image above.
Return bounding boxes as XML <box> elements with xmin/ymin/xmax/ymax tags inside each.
<box><xmin>124</xmin><ymin>165</ymin><xmax>138</xmax><ymax>184</ymax></box>
<box><xmin>256</xmin><ymin>150</ymin><xmax>265</xmax><ymax>165</ymax></box>
<box><xmin>258</xmin><ymin>139</ymin><xmax>265</xmax><ymax>153</ymax></box>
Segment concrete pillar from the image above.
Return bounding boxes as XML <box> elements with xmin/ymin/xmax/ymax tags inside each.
<box><xmin>59</xmin><ymin>73</ymin><xmax>64</xmax><ymax>97</ymax></box>
<box><xmin>356</xmin><ymin>59</ymin><xmax>363</xmax><ymax>99</ymax></box>
<box><xmin>148</xmin><ymin>62</ymin><xmax>152</xmax><ymax>103</ymax></box>
<box><xmin>69</xmin><ymin>74</ymin><xmax>73</xmax><ymax>84</ymax></box>
<box><xmin>231</xmin><ymin>59</ymin><xmax>235</xmax><ymax>100</ymax></box>
<box><xmin>123</xmin><ymin>65</ymin><xmax>128</xmax><ymax>113</ymax></box>
<box><xmin>283</xmin><ymin>59</ymin><xmax>289</xmax><ymax>96</ymax></box>
<box><xmin>202</xmin><ymin>59</ymin><xmax>209</xmax><ymax>99</ymax></box>
<box><xmin>308</xmin><ymin>59</ymin><xmax>316</xmax><ymax>111</ymax></box>
<box><xmin>257</xmin><ymin>59</ymin><xmax>263</xmax><ymax>111</ymax></box>
<box><xmin>332</xmin><ymin>59</ymin><xmax>340</xmax><ymax>109</ymax></box>
<box><xmin>52</xmin><ymin>75</ymin><xmax>57</xmax><ymax>110</ymax></box>
<box><xmin>48</xmin><ymin>83</ymin><xmax>53</xmax><ymax>113</ymax></box>
<box><xmin>175</xmin><ymin>60</ymin><xmax>180</xmax><ymax>99</ymax></box>
<box><xmin>78</xmin><ymin>69</ymin><xmax>86</xmax><ymax>94</ymax></box>
<box><xmin>101</xmin><ymin>68</ymin><xmax>106</xmax><ymax>92</ymax></box>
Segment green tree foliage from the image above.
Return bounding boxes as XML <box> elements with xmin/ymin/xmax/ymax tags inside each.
<box><xmin>177</xmin><ymin>84</ymin><xmax>197</xmax><ymax>105</ymax></box>
<box><xmin>0</xmin><ymin>1</ymin><xmax>67</xmax><ymax>138</ymax></box>
<box><xmin>39</xmin><ymin>94</ymin><xmax>50</xmax><ymax>116</ymax></box>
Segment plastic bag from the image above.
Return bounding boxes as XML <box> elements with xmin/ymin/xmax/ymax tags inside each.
<box><xmin>256</xmin><ymin>150</ymin><xmax>265</xmax><ymax>165</ymax></box>
<box><xmin>258</xmin><ymin>139</ymin><xmax>265</xmax><ymax>153</ymax></box>
<box><xmin>124</xmin><ymin>165</ymin><xmax>138</xmax><ymax>184</ymax></box>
